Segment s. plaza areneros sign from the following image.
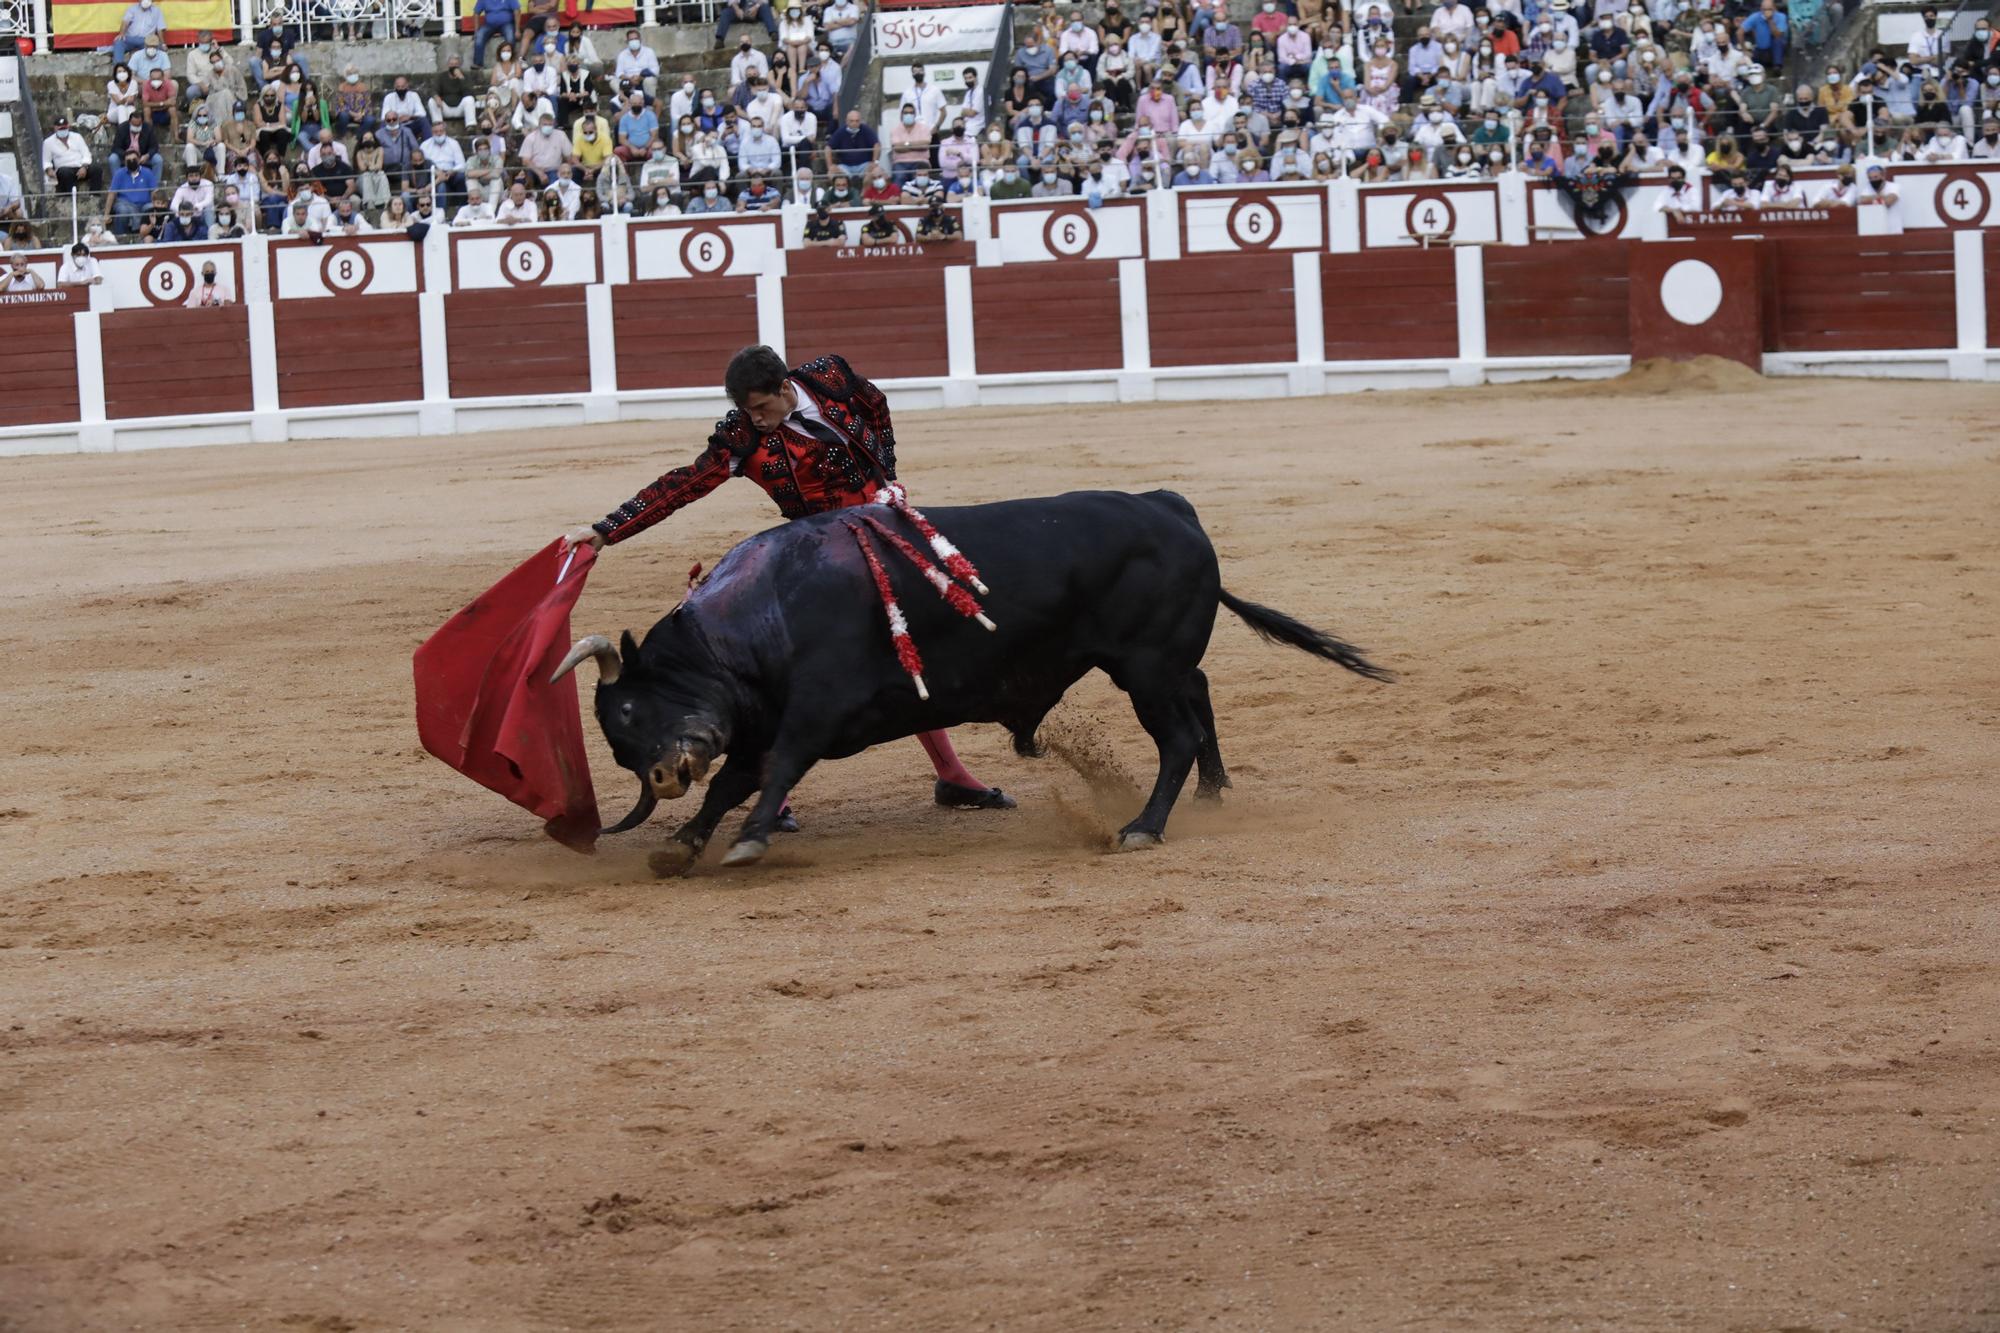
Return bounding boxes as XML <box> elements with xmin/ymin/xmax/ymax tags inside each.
<box><xmin>872</xmin><ymin>4</ymin><xmax>1009</xmax><ymax>54</ymax></box>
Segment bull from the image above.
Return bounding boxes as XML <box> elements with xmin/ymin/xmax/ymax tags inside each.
<box><xmin>552</xmin><ymin>490</ymin><xmax>1390</xmax><ymax>873</ymax></box>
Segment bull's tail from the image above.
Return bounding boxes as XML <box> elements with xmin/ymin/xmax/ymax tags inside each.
<box><xmin>1219</xmin><ymin>589</ymin><xmax>1394</xmax><ymax>683</ymax></box>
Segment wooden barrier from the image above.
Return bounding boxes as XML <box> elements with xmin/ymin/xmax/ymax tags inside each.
<box><xmin>1322</xmin><ymin>249</ymin><xmax>1457</xmax><ymax>361</ymax></box>
<box><xmin>0</xmin><ymin>292</ymin><xmax>83</xmax><ymax>427</ymax></box>
<box><xmin>783</xmin><ymin>265</ymin><xmax>950</xmax><ymax>379</ymax></box>
<box><xmin>1145</xmin><ymin>254</ymin><xmax>1297</xmax><ymax>367</ymax></box>
<box><xmin>98</xmin><ymin>305</ymin><xmax>253</xmax><ymax>420</ymax></box>
<box><xmin>1485</xmin><ymin>244</ymin><xmax>1632</xmax><ymax>357</ymax></box>
<box><xmin>1768</xmin><ymin>235</ymin><xmax>1957</xmax><ymax>353</ymax></box>
<box><xmin>444</xmin><ymin>288</ymin><xmax>591</xmax><ymax>399</ymax></box>
<box><xmin>1987</xmin><ymin>231</ymin><xmax>2000</xmax><ymax>349</ymax></box>
<box><xmin>969</xmin><ymin>261</ymin><xmax>1122</xmax><ymax>374</ymax></box>
<box><xmin>612</xmin><ymin>278</ymin><xmax>761</xmax><ymax>391</ymax></box>
<box><xmin>273</xmin><ymin>294</ymin><xmax>425</xmax><ymax>409</ymax></box>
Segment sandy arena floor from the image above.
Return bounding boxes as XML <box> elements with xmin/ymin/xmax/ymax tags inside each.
<box><xmin>3</xmin><ymin>367</ymin><xmax>1998</xmax><ymax>1332</ymax></box>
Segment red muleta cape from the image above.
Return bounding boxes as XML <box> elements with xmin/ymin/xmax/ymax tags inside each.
<box><xmin>413</xmin><ymin>541</ymin><xmax>601</xmax><ymax>852</ymax></box>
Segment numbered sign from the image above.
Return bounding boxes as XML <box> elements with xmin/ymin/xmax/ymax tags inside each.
<box><xmin>1405</xmin><ymin>194</ymin><xmax>1457</xmax><ymax>241</ymax></box>
<box><xmin>629</xmin><ymin>216</ymin><xmax>781</xmax><ymax>280</ymax></box>
<box><xmin>321</xmin><ymin>245</ymin><xmax>376</xmax><ymax>293</ymax></box>
<box><xmin>139</xmin><ymin>256</ymin><xmax>193</xmax><ymax>306</ymax></box>
<box><xmin>1933</xmin><ymin>171</ymin><xmax>1991</xmax><ymax>228</ymax></box>
<box><xmin>991</xmin><ymin>199</ymin><xmax>1146</xmax><ymax>263</ymax></box>
<box><xmin>450</xmin><ymin>227</ymin><xmax>602</xmax><ymax>289</ymax></box>
<box><xmin>1359</xmin><ymin>183</ymin><xmax>1503</xmax><ymax>247</ymax></box>
<box><xmin>1181</xmin><ymin>187</ymin><xmax>1326</xmax><ymax>254</ymax></box>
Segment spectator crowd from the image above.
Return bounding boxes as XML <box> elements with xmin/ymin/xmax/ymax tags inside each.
<box><xmin>8</xmin><ymin>0</ymin><xmax>2000</xmax><ymax>253</ymax></box>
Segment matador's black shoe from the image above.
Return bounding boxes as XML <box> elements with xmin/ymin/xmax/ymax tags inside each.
<box><xmin>934</xmin><ymin>780</ymin><xmax>1017</xmax><ymax>810</ymax></box>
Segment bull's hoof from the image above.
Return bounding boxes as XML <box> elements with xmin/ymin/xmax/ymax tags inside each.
<box><xmin>1117</xmin><ymin>830</ymin><xmax>1163</xmax><ymax>852</ymax></box>
<box><xmin>720</xmin><ymin>838</ymin><xmax>769</xmax><ymax>867</ymax></box>
<box><xmin>935</xmin><ymin>780</ymin><xmax>1017</xmax><ymax>810</ymax></box>
<box><xmin>776</xmin><ymin>810</ymin><xmax>801</xmax><ymax>835</ymax></box>
<box><xmin>648</xmin><ymin>841</ymin><xmax>701</xmax><ymax>878</ymax></box>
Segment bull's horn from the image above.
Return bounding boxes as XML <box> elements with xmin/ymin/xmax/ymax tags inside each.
<box><xmin>601</xmin><ymin>779</ymin><xmax>657</xmax><ymax>834</ymax></box>
<box><xmin>551</xmin><ymin>634</ymin><xmax>620</xmax><ymax>685</ymax></box>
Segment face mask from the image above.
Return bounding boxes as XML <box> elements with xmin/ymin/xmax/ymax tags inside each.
<box><xmin>702</xmin><ymin>97</ymin><xmax>715</xmax><ymax>107</ymax></box>
<box><xmin>289</xmin><ymin>73</ymin><xmax>301</xmax><ymax>83</ymax></box>
<box><xmin>1003</xmin><ymin>169</ymin><xmax>1018</xmax><ymax>180</ymax></box>
<box><xmin>705</xmin><ymin>187</ymin><xmax>719</xmax><ymax>198</ymax></box>
<box><xmin>680</xmin><ymin>120</ymin><xmax>694</xmax><ymax>131</ymax></box>
<box><xmin>540</xmin><ymin>125</ymin><xmax>554</xmax><ymax>135</ymax></box>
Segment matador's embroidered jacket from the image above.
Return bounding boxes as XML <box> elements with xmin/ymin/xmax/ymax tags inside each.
<box><xmin>591</xmin><ymin>354</ymin><xmax>898</xmax><ymax>545</ymax></box>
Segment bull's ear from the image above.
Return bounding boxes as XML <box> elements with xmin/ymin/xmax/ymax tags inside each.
<box><xmin>619</xmin><ymin>630</ymin><xmax>643</xmax><ymax>671</ymax></box>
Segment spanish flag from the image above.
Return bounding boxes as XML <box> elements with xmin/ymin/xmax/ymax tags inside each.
<box><xmin>53</xmin><ymin>0</ymin><xmax>233</xmax><ymax>50</ymax></box>
<box><xmin>454</xmin><ymin>0</ymin><xmax>636</xmax><ymax>31</ymax></box>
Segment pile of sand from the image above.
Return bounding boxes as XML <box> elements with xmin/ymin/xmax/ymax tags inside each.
<box><xmin>1557</xmin><ymin>354</ymin><xmax>1768</xmax><ymax>397</ymax></box>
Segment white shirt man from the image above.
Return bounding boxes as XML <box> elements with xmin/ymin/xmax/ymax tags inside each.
<box><xmin>899</xmin><ymin>69</ymin><xmax>949</xmax><ymax>130</ymax></box>
<box><xmin>1759</xmin><ymin>175</ymin><xmax>1809</xmax><ymax>207</ymax></box>
<box><xmin>821</xmin><ymin>0</ymin><xmax>861</xmax><ymax>51</ymax></box>
<box><xmin>730</xmin><ymin>44</ymin><xmax>770</xmax><ymax>87</ymax></box>
<box><xmin>1815</xmin><ymin>174</ymin><xmax>1860</xmax><ymax>206</ymax></box>
<box><xmin>669</xmin><ymin>77</ymin><xmax>701</xmax><ymax>126</ymax></box>
<box><xmin>1200</xmin><ymin>88</ymin><xmax>1240</xmax><ymax>132</ymax></box>
<box><xmin>57</xmin><ymin>250</ymin><xmax>101</xmax><ymax>287</ymax></box>
<box><xmin>1412</xmin><ymin>108</ymin><xmax>1465</xmax><ymax>154</ymax></box>
<box><xmin>1330</xmin><ymin>100</ymin><xmax>1391</xmax><ymax>153</ymax></box>
<box><xmin>41</xmin><ymin>126</ymin><xmax>93</xmax><ymax>177</ymax></box>
<box><xmin>1906</xmin><ymin>18</ymin><xmax>1945</xmax><ymax>63</ymax></box>
<box><xmin>420</xmin><ymin>130</ymin><xmax>467</xmax><ymax>175</ymax></box>
<box><xmin>780</xmin><ymin>104</ymin><xmax>818</xmax><ymax>149</ymax></box>
<box><xmin>615</xmin><ymin>39</ymin><xmax>661</xmax><ymax>84</ymax></box>
<box><xmin>1128</xmin><ymin>23</ymin><xmax>1162</xmax><ymax>66</ymax></box>
<box><xmin>1655</xmin><ymin>173</ymin><xmax>1699</xmax><ymax>214</ymax></box>
<box><xmin>382</xmin><ymin>85</ymin><xmax>426</xmax><ymax>126</ymax></box>
<box><xmin>1432</xmin><ymin>0</ymin><xmax>1478</xmax><ymax>41</ymax></box>
<box><xmin>496</xmin><ymin>187</ymin><xmax>539</xmax><ymax>225</ymax></box>
<box><xmin>1972</xmin><ymin>121</ymin><xmax>2000</xmax><ymax>160</ymax></box>
<box><xmin>738</xmin><ymin>124</ymin><xmax>782</xmax><ymax>174</ymax></box>
<box><xmin>1622</xmin><ymin>137</ymin><xmax>1665</xmax><ymax>169</ymax></box>
<box><xmin>521</xmin><ymin>59</ymin><xmax>560</xmax><ymax>101</ymax></box>
<box><xmin>746</xmin><ymin>86</ymin><xmax>786</xmax><ymax>133</ymax></box>
<box><xmin>1921</xmin><ymin>127</ymin><xmax>1968</xmax><ymax>161</ymax></box>
<box><xmin>454</xmin><ymin>187</ymin><xmax>497</xmax><ymax>227</ymax></box>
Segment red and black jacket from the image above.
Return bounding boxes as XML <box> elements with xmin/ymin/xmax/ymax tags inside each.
<box><xmin>592</xmin><ymin>354</ymin><xmax>899</xmax><ymax>545</ymax></box>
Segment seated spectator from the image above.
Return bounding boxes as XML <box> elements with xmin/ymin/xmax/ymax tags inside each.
<box><xmin>455</xmin><ymin>182</ymin><xmax>497</xmax><ymax>226</ymax></box>
<box><xmin>716</xmin><ymin>0</ymin><xmax>778</xmax><ymax>46</ymax></box>
<box><xmin>161</xmin><ymin>197</ymin><xmax>208</xmax><ymax>241</ymax></box>
<box><xmin>822</xmin><ymin>0</ymin><xmax>861</xmax><ymax>57</ymax></box>
<box><xmin>418</xmin><ymin>129</ymin><xmax>467</xmax><ymax>212</ymax></box>
<box><xmin>473</xmin><ymin>0</ymin><xmax>520</xmax><ymax>69</ymax></box>
<box><xmin>739</xmin><ymin>116</ymin><xmax>783</xmax><ymax>175</ymax></box>
<box><xmin>824</xmin><ymin>109</ymin><xmax>880</xmax><ymax>180</ymax></box>
<box><xmin>738</xmin><ymin>173</ymin><xmax>781</xmax><ymax>211</ymax></box>
<box><xmin>329</xmin><ymin>196</ymin><xmax>372</xmax><ymax>235</ymax></box>
<box><xmin>685</xmin><ymin>180</ymin><xmax>732</xmax><ymax>213</ymax></box>
<box><xmin>432</xmin><ymin>56</ymin><xmax>478</xmax><ymax>128</ymax></box>
<box><xmin>332</xmin><ymin>66</ymin><xmax>374</xmax><ymax>140</ymax></box>
<box><xmin>861</xmin><ymin>166</ymin><xmax>901</xmax><ymax>203</ymax></box>
<box><xmin>804</xmin><ymin>200</ymin><xmax>842</xmax><ymax>246</ymax></box>
<box><xmin>170</xmin><ymin>166</ymin><xmax>216</xmax><ymax>226</ymax></box>
<box><xmin>520</xmin><ymin>111</ymin><xmax>572</xmax><ymax>188</ymax></box>
<box><xmin>1710</xmin><ymin>170</ymin><xmax>1755</xmax><ymax>209</ymax></box>
<box><xmin>1816</xmin><ymin>163</ymin><xmax>1860</xmax><ymax>206</ymax></box>
<box><xmin>819</xmin><ymin>172</ymin><xmax>856</xmax><ymax>208</ymax></box>
<box><xmin>780</xmin><ymin>95</ymin><xmax>819</xmax><ymax>155</ymax></box>
<box><xmin>858</xmin><ymin>203</ymin><xmax>899</xmax><ymax>247</ymax></box>
<box><xmin>3</xmin><ymin>253</ymin><xmax>44</xmax><ymax>292</ymax></box>
<box><xmin>573</xmin><ymin>109</ymin><xmax>615</xmax><ymax>170</ymax></box>
<box><xmin>212</xmin><ymin>199</ymin><xmax>249</xmax><ymax>237</ymax></box>
<box><xmin>495</xmin><ymin>178</ymin><xmax>540</xmax><ymax>224</ymax></box>
<box><xmin>902</xmin><ymin>166</ymin><xmax>941</xmax><ymax>204</ymax></box>
<box><xmin>139</xmin><ymin>63</ymin><xmax>180</xmax><ymax>144</ymax></box>
<box><xmin>112</xmin><ymin>0</ymin><xmax>165</xmax><ymax>65</ymax></box>
<box><xmin>1759</xmin><ymin>166</ymin><xmax>1809</xmax><ymax>208</ymax></box>
<box><xmin>383</xmin><ymin>77</ymin><xmax>430</xmax><ymax>141</ymax></box>
<box><xmin>57</xmin><ymin>242</ymin><xmax>102</xmax><ymax>288</ymax></box>
<box><xmin>617</xmin><ymin>93</ymin><xmax>659</xmax><ymax>162</ymax></box>
<box><xmin>108</xmin><ymin>64</ymin><xmax>140</xmax><ymax>126</ymax></box>
<box><xmin>104</xmin><ymin>153</ymin><xmax>159</xmax><ymax>235</ymax></box>
<box><xmin>640</xmin><ymin>184</ymin><xmax>680</xmax><ymax>217</ymax></box>
<box><xmin>43</xmin><ymin>118</ymin><xmax>103</xmax><ymax>195</ymax></box>
<box><xmin>614</xmin><ymin>30</ymin><xmax>661</xmax><ymax>96</ymax></box>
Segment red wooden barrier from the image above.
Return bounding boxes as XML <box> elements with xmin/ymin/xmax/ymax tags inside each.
<box><xmin>612</xmin><ymin>278</ymin><xmax>759</xmax><ymax>391</ymax></box>
<box><xmin>273</xmin><ymin>294</ymin><xmax>424</xmax><ymax>409</ymax></box>
<box><xmin>0</xmin><ymin>293</ymin><xmax>82</xmax><ymax>427</ymax></box>
<box><xmin>444</xmin><ymin>289</ymin><xmax>591</xmax><ymax>399</ymax></box>
<box><xmin>1146</xmin><ymin>254</ymin><xmax>1296</xmax><ymax>367</ymax></box>
<box><xmin>99</xmin><ymin>305</ymin><xmax>253</xmax><ymax>420</ymax></box>
<box><xmin>785</xmin><ymin>267</ymin><xmax>950</xmax><ymax>379</ymax></box>
<box><xmin>1768</xmin><ymin>235</ymin><xmax>1957</xmax><ymax>352</ymax></box>
<box><xmin>1986</xmin><ymin>232</ymin><xmax>2000</xmax><ymax>348</ymax></box>
<box><xmin>1627</xmin><ymin>241</ymin><xmax>1765</xmax><ymax>368</ymax></box>
<box><xmin>1322</xmin><ymin>249</ymin><xmax>1457</xmax><ymax>361</ymax></box>
<box><xmin>971</xmin><ymin>261</ymin><xmax>1122</xmax><ymax>375</ymax></box>
<box><xmin>1485</xmin><ymin>243</ymin><xmax>1632</xmax><ymax>357</ymax></box>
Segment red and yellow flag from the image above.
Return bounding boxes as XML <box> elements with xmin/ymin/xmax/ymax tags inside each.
<box><xmin>53</xmin><ymin>0</ymin><xmax>233</xmax><ymax>51</ymax></box>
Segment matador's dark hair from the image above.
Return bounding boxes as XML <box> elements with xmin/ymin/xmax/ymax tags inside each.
<box><xmin>724</xmin><ymin>345</ymin><xmax>789</xmax><ymax>406</ymax></box>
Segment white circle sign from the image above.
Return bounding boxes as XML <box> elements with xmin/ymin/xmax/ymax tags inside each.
<box><xmin>500</xmin><ymin>237</ymin><xmax>551</xmax><ymax>285</ymax></box>
<box><xmin>1046</xmin><ymin>212</ymin><xmax>1095</xmax><ymax>256</ymax></box>
<box><xmin>140</xmin><ymin>256</ymin><xmax>193</xmax><ymax>305</ymax></box>
<box><xmin>1660</xmin><ymin>259</ymin><xmax>1724</xmax><ymax>326</ymax></box>
<box><xmin>1410</xmin><ymin>199</ymin><xmax>1451</xmax><ymax>236</ymax></box>
<box><xmin>322</xmin><ymin>247</ymin><xmax>373</xmax><ymax>292</ymax></box>
<box><xmin>682</xmin><ymin>229</ymin><xmax>731</xmax><ymax>273</ymax></box>
<box><xmin>1937</xmin><ymin>176</ymin><xmax>1987</xmax><ymax>225</ymax></box>
<box><xmin>1226</xmin><ymin>199</ymin><xmax>1278</xmax><ymax>248</ymax></box>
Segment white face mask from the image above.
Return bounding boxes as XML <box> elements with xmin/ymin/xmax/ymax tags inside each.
<box><xmin>629</xmin><ymin>39</ymin><xmax>641</xmax><ymax>50</ymax></box>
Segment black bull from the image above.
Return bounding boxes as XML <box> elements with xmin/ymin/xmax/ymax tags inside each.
<box><xmin>553</xmin><ymin>490</ymin><xmax>1390</xmax><ymax>872</ymax></box>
